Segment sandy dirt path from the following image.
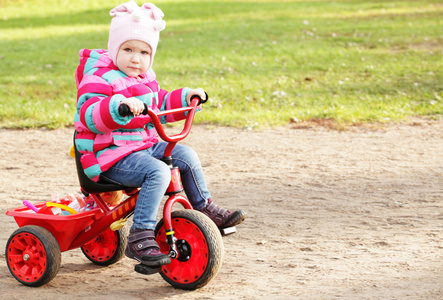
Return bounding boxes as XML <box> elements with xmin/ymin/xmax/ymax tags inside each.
<box><xmin>0</xmin><ymin>119</ymin><xmax>442</xmax><ymax>299</ymax></box>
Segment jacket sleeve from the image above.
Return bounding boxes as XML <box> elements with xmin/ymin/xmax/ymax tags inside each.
<box><xmin>158</xmin><ymin>87</ymin><xmax>192</xmax><ymax>123</ymax></box>
<box><xmin>76</xmin><ymin>73</ymin><xmax>132</xmax><ymax>134</ymax></box>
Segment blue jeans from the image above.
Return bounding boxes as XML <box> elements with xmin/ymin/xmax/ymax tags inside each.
<box><xmin>100</xmin><ymin>142</ymin><xmax>211</xmax><ymax>230</ymax></box>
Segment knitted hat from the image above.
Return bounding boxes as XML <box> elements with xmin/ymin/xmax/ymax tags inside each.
<box><xmin>108</xmin><ymin>1</ymin><xmax>166</xmax><ymax>70</ymax></box>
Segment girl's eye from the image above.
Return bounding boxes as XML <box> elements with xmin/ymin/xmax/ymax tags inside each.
<box><xmin>142</xmin><ymin>51</ymin><xmax>150</xmax><ymax>55</ymax></box>
<box><xmin>124</xmin><ymin>48</ymin><xmax>132</xmax><ymax>52</ymax></box>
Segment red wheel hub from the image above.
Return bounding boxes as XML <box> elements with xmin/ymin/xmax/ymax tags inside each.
<box><xmin>82</xmin><ymin>229</ymin><xmax>118</xmax><ymax>262</ymax></box>
<box><xmin>157</xmin><ymin>218</ymin><xmax>209</xmax><ymax>284</ymax></box>
<box><xmin>7</xmin><ymin>233</ymin><xmax>47</xmax><ymax>282</ymax></box>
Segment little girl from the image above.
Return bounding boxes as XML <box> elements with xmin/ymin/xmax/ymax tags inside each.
<box><xmin>74</xmin><ymin>1</ymin><xmax>246</xmax><ymax>268</ymax></box>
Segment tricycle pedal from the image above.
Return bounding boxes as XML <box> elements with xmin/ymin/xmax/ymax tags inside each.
<box><xmin>220</xmin><ymin>226</ymin><xmax>236</xmax><ymax>236</ymax></box>
<box><xmin>134</xmin><ymin>264</ymin><xmax>161</xmax><ymax>275</ymax></box>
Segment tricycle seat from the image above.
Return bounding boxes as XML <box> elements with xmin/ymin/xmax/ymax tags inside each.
<box><xmin>74</xmin><ymin>132</ymin><xmax>128</xmax><ymax>194</ymax></box>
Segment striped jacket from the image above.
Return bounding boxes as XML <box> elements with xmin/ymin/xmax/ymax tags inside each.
<box><xmin>74</xmin><ymin>49</ymin><xmax>191</xmax><ymax>181</ymax></box>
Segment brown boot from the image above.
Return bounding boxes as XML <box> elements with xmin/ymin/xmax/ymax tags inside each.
<box><xmin>125</xmin><ymin>229</ymin><xmax>170</xmax><ymax>267</ymax></box>
<box><xmin>198</xmin><ymin>199</ymin><xmax>247</xmax><ymax>229</ymax></box>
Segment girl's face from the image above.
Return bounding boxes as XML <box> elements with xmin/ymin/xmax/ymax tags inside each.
<box><xmin>116</xmin><ymin>40</ymin><xmax>151</xmax><ymax>77</ymax></box>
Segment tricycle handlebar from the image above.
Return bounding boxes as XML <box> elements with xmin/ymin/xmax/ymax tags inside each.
<box><xmin>118</xmin><ymin>95</ymin><xmax>206</xmax><ymax>144</ymax></box>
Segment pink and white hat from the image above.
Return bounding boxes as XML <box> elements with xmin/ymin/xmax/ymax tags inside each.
<box><xmin>107</xmin><ymin>1</ymin><xmax>166</xmax><ymax>69</ymax></box>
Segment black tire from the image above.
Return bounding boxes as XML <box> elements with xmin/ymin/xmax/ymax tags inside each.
<box><xmin>81</xmin><ymin>226</ymin><xmax>128</xmax><ymax>266</ymax></box>
<box><xmin>6</xmin><ymin>225</ymin><xmax>61</xmax><ymax>287</ymax></box>
<box><xmin>155</xmin><ymin>210</ymin><xmax>224</xmax><ymax>290</ymax></box>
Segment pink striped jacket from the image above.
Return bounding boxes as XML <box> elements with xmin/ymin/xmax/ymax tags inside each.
<box><xmin>74</xmin><ymin>49</ymin><xmax>191</xmax><ymax>181</ymax></box>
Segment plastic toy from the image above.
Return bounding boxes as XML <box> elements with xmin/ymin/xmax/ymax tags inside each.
<box><xmin>99</xmin><ymin>190</ymin><xmax>123</xmax><ymax>206</ymax></box>
<box><xmin>46</xmin><ymin>202</ymin><xmax>78</xmax><ymax>215</ymax></box>
<box><xmin>5</xmin><ymin>97</ymin><xmax>226</xmax><ymax>290</ymax></box>
<box><xmin>22</xmin><ymin>200</ymin><xmax>39</xmax><ymax>213</ymax></box>
<box><xmin>65</xmin><ymin>193</ymin><xmax>86</xmax><ymax>212</ymax></box>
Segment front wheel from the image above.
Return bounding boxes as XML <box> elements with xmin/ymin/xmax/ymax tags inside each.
<box><xmin>5</xmin><ymin>225</ymin><xmax>61</xmax><ymax>287</ymax></box>
<box><xmin>155</xmin><ymin>210</ymin><xmax>224</xmax><ymax>290</ymax></box>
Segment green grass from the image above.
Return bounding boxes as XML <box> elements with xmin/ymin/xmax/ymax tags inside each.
<box><xmin>0</xmin><ymin>0</ymin><xmax>442</xmax><ymax>129</ymax></box>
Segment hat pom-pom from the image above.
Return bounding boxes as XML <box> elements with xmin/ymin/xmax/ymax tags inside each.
<box><xmin>153</xmin><ymin>19</ymin><xmax>166</xmax><ymax>31</ymax></box>
<box><xmin>131</xmin><ymin>8</ymin><xmax>143</xmax><ymax>22</ymax></box>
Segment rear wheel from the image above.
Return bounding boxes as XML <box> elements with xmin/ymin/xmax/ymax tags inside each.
<box><xmin>81</xmin><ymin>227</ymin><xmax>128</xmax><ymax>266</ymax></box>
<box><xmin>155</xmin><ymin>210</ymin><xmax>224</xmax><ymax>290</ymax></box>
<box><xmin>6</xmin><ymin>225</ymin><xmax>61</xmax><ymax>287</ymax></box>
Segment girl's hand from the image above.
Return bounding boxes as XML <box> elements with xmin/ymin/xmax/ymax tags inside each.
<box><xmin>186</xmin><ymin>88</ymin><xmax>207</xmax><ymax>106</ymax></box>
<box><xmin>121</xmin><ymin>97</ymin><xmax>145</xmax><ymax>116</ymax></box>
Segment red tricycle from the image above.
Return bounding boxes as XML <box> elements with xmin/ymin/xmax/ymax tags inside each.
<box><xmin>5</xmin><ymin>97</ymin><xmax>225</xmax><ymax>290</ymax></box>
